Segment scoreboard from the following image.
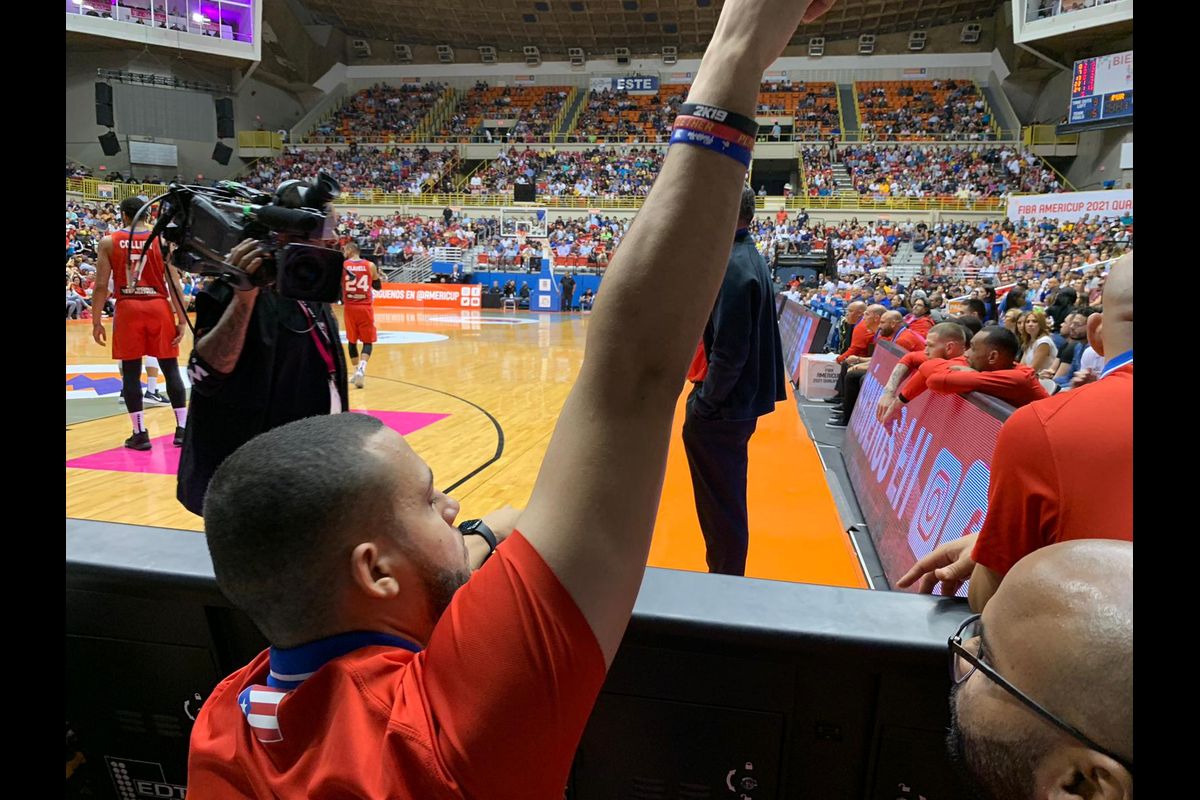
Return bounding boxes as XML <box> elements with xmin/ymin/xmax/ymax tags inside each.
<box><xmin>1070</xmin><ymin>51</ymin><xmax>1133</xmax><ymax>124</ymax></box>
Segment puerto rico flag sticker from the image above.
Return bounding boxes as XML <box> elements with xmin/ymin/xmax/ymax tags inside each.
<box><xmin>238</xmin><ymin>685</ymin><xmax>289</xmax><ymax>743</ymax></box>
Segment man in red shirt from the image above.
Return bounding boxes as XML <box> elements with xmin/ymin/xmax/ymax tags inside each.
<box><xmin>897</xmin><ymin>252</ymin><xmax>1133</xmax><ymax>610</ymax></box>
<box><xmin>923</xmin><ymin>327</ymin><xmax>1050</xmax><ymax>408</ymax></box>
<box><xmin>835</xmin><ymin>303</ymin><xmax>884</xmax><ymax>364</ymax></box>
<box><xmin>874</xmin><ymin>320</ymin><xmax>970</xmax><ymax>423</ymax></box>
<box><xmin>828</xmin><ymin>309</ymin><xmax>919</xmax><ymax>427</ymax></box>
<box><xmin>340</xmin><ymin>241</ymin><xmax>381</xmax><ymax>389</ymax></box>
<box><xmin>91</xmin><ymin>196</ymin><xmax>190</xmax><ymax>450</ymax></box>
<box><xmin>187</xmin><ymin>3</ymin><xmax>840</xmax><ymax>796</ymax></box>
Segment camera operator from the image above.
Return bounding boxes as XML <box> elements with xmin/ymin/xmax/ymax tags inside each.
<box><xmin>176</xmin><ymin>237</ymin><xmax>349</xmax><ymax>515</ymax></box>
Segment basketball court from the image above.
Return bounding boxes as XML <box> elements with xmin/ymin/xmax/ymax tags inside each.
<box><xmin>66</xmin><ymin>307</ymin><xmax>866</xmax><ymax>588</ymax></box>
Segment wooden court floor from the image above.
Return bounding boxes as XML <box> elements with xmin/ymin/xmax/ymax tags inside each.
<box><xmin>66</xmin><ymin>308</ymin><xmax>865</xmax><ymax>589</ymax></box>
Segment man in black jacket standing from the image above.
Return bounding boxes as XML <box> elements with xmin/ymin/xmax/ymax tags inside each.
<box><xmin>683</xmin><ymin>187</ymin><xmax>786</xmax><ymax>576</ymax></box>
<box><xmin>561</xmin><ymin>272</ymin><xmax>576</xmax><ymax>311</ymax></box>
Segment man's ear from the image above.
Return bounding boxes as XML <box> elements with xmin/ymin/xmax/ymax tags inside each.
<box><xmin>1086</xmin><ymin>313</ymin><xmax>1105</xmax><ymax>357</ymax></box>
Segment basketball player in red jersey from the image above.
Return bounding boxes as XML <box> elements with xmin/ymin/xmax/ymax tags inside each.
<box><xmin>341</xmin><ymin>241</ymin><xmax>381</xmax><ymax>389</ymax></box>
<box><xmin>92</xmin><ymin>196</ymin><xmax>190</xmax><ymax>450</ymax></box>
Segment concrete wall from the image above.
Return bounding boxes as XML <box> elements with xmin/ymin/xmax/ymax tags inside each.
<box><xmin>1066</xmin><ymin>128</ymin><xmax>1133</xmax><ymax>189</ymax></box>
<box><xmin>67</xmin><ymin>46</ymin><xmax>307</xmax><ymax>179</ymax></box>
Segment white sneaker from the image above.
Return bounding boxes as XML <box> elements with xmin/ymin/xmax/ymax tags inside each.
<box><xmin>352</xmin><ymin>370</ymin><xmax>364</xmax><ymax>389</ymax></box>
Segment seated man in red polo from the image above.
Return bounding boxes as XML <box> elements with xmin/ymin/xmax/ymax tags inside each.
<box><xmin>828</xmin><ymin>309</ymin><xmax>921</xmax><ymax>427</ymax></box>
<box><xmin>874</xmin><ymin>319</ymin><xmax>972</xmax><ymax>423</ymax></box>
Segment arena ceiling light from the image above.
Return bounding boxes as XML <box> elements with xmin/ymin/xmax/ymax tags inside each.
<box><xmin>393</xmin><ymin>44</ymin><xmax>413</xmax><ymax>63</ymax></box>
<box><xmin>436</xmin><ymin>44</ymin><xmax>455</xmax><ymax>63</ymax></box>
<box><xmin>662</xmin><ymin>45</ymin><xmax>677</xmax><ymax>65</ymax></box>
<box><xmin>523</xmin><ymin>45</ymin><xmax>541</xmax><ymax>66</ymax></box>
<box><xmin>908</xmin><ymin>30</ymin><xmax>927</xmax><ymax>51</ymax></box>
<box><xmin>614</xmin><ymin>46</ymin><xmax>631</xmax><ymax>66</ymax></box>
<box><xmin>961</xmin><ymin>23</ymin><xmax>982</xmax><ymax>43</ymax></box>
<box><xmin>808</xmin><ymin>36</ymin><xmax>825</xmax><ymax>57</ymax></box>
<box><xmin>858</xmin><ymin>34</ymin><xmax>876</xmax><ymax>55</ymax></box>
<box><xmin>351</xmin><ymin>38</ymin><xmax>372</xmax><ymax>57</ymax></box>
<box><xmin>479</xmin><ymin>45</ymin><xmax>498</xmax><ymax>63</ymax></box>
<box><xmin>569</xmin><ymin>46</ymin><xmax>586</xmax><ymax>67</ymax></box>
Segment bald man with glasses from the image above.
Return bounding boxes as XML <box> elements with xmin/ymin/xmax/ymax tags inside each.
<box><xmin>946</xmin><ymin>539</ymin><xmax>1132</xmax><ymax>799</ymax></box>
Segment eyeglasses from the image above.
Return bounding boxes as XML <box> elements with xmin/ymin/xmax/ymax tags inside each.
<box><xmin>949</xmin><ymin>614</ymin><xmax>1133</xmax><ymax>774</ymax></box>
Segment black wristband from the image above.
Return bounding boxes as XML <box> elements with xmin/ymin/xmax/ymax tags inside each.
<box><xmin>458</xmin><ymin>519</ymin><xmax>498</xmax><ymax>560</ymax></box>
<box><xmin>677</xmin><ymin>103</ymin><xmax>759</xmax><ymax>138</ymax></box>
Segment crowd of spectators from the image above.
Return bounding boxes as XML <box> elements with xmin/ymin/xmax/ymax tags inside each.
<box><xmin>331</xmin><ymin>209</ymin><xmax>631</xmax><ymax>272</ymax></box>
<box><xmin>802</xmin><ymin>143</ymin><xmax>1066</xmax><ymax>201</ymax></box>
<box><xmin>842</xmin><ymin>144</ymin><xmax>1065</xmax><ymax>199</ymax></box>
<box><xmin>756</xmin><ymin>80</ymin><xmax>840</xmax><ymax>138</ymax></box>
<box><xmin>916</xmin><ymin>215</ymin><xmax>1132</xmax><ymax>283</ymax></box>
<box><xmin>242</xmin><ymin>145</ymin><xmax>459</xmax><ymax>196</ymax></box>
<box><xmin>438</xmin><ymin>83</ymin><xmax>571</xmax><ymax>142</ymax></box>
<box><xmin>857</xmin><ymin>80</ymin><xmax>997</xmax><ymax>141</ymax></box>
<box><xmin>465</xmin><ymin>146</ymin><xmax>665</xmax><ymax>198</ymax></box>
<box><xmin>333</xmin><ymin>211</ymin><xmax>501</xmax><ymax>267</ymax></box>
<box><xmin>304</xmin><ymin>83</ymin><xmax>449</xmax><ymax>142</ymax></box>
<box><xmin>569</xmin><ymin>85</ymin><xmax>688</xmax><ymax>143</ymax></box>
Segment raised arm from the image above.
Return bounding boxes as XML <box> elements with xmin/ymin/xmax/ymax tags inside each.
<box><xmin>517</xmin><ymin>0</ymin><xmax>834</xmax><ymax>667</ymax></box>
<box><xmin>192</xmin><ymin>240</ymin><xmax>263</xmax><ymax>376</ymax></box>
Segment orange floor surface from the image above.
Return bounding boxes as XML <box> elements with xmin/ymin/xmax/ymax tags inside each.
<box><xmin>649</xmin><ymin>382</ymin><xmax>868</xmax><ymax>588</ymax></box>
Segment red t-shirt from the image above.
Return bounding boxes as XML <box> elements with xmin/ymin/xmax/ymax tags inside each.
<box><xmin>187</xmin><ymin>532</ymin><xmax>606</xmax><ymax>800</ymax></box>
<box><xmin>687</xmin><ymin>340</ymin><xmax>708</xmax><ymax>383</ymax></box>
<box><xmin>907</xmin><ymin>316</ymin><xmax>934</xmax><ymax>339</ymax></box>
<box><xmin>110</xmin><ymin>229</ymin><xmax>168</xmax><ymax>302</ymax></box>
<box><xmin>883</xmin><ymin>326</ymin><xmax>916</xmax><ymax>352</ymax></box>
<box><xmin>925</xmin><ymin>363</ymin><xmax>1050</xmax><ymax>408</ymax></box>
<box><xmin>898</xmin><ymin>355</ymin><xmax>967</xmax><ymax>403</ymax></box>
<box><xmin>972</xmin><ymin>364</ymin><xmax>1133</xmax><ymax>575</ymax></box>
<box><xmin>837</xmin><ymin>320</ymin><xmax>874</xmax><ymax>363</ymax></box>
<box><xmin>342</xmin><ymin>258</ymin><xmax>375</xmax><ymax>305</ymax></box>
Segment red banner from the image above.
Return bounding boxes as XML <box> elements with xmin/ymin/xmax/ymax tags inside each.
<box><xmin>843</xmin><ymin>343</ymin><xmax>1015</xmax><ymax>595</ymax></box>
<box><xmin>373</xmin><ymin>283</ymin><xmax>481</xmax><ymax>309</ymax></box>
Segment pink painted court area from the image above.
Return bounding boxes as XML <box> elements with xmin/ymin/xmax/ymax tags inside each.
<box><xmin>66</xmin><ymin>410</ymin><xmax>450</xmax><ymax>475</ymax></box>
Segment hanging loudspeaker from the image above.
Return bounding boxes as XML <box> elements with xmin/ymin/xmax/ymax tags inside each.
<box><xmin>98</xmin><ymin>131</ymin><xmax>121</xmax><ymax>156</ymax></box>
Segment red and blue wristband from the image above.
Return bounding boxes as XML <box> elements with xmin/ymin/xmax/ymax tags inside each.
<box><xmin>669</xmin><ymin>127</ymin><xmax>753</xmax><ymax>168</ymax></box>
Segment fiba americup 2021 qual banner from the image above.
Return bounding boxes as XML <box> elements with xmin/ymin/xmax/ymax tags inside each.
<box><xmin>843</xmin><ymin>345</ymin><xmax>1014</xmax><ymax>595</ymax></box>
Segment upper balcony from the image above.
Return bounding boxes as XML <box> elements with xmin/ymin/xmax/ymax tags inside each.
<box><xmin>65</xmin><ymin>0</ymin><xmax>260</xmax><ymax>62</ymax></box>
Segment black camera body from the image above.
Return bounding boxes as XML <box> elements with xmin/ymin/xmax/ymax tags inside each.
<box><xmin>155</xmin><ymin>172</ymin><xmax>345</xmax><ymax>303</ymax></box>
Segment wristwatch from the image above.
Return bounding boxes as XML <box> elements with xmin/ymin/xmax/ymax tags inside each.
<box><xmin>458</xmin><ymin>519</ymin><xmax>498</xmax><ymax>562</ymax></box>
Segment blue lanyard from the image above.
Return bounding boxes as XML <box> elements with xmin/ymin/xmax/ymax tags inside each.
<box><xmin>266</xmin><ymin>631</ymin><xmax>421</xmax><ymax>689</ymax></box>
<box><xmin>1101</xmin><ymin>350</ymin><xmax>1132</xmax><ymax>378</ymax></box>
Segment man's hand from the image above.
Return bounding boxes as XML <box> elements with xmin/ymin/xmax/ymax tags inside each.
<box><xmin>226</xmin><ymin>239</ymin><xmax>265</xmax><ymax>302</ymax></box>
<box><xmin>1071</xmin><ymin>368</ymin><xmax>1098</xmax><ymax>389</ymax></box>
<box><xmin>1038</xmin><ymin>367</ymin><xmax>1056</xmax><ymax>379</ymax></box>
<box><xmin>92</xmin><ymin>319</ymin><xmax>107</xmax><ymax>347</ymax></box>
<box><xmin>895</xmin><ymin>533</ymin><xmax>978</xmax><ymax>596</ymax></box>
<box><xmin>172</xmin><ymin>320</ymin><xmax>187</xmax><ymax>347</ymax></box>
<box><xmin>875</xmin><ymin>390</ymin><xmax>900</xmax><ymax>423</ymax></box>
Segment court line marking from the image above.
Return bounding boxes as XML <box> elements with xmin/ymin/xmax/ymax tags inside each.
<box><xmin>372</xmin><ymin>375</ymin><xmax>505</xmax><ymax>495</ymax></box>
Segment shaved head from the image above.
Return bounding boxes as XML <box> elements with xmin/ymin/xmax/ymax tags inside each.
<box><xmin>879</xmin><ymin>310</ymin><xmax>904</xmax><ymax>335</ymax></box>
<box><xmin>949</xmin><ymin>540</ymin><xmax>1133</xmax><ymax>799</ymax></box>
<box><xmin>846</xmin><ymin>301</ymin><xmax>867</xmax><ymax>323</ymax></box>
<box><xmin>1089</xmin><ymin>251</ymin><xmax>1133</xmax><ymax>358</ymax></box>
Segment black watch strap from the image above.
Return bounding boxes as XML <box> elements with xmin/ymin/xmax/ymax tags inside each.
<box><xmin>459</xmin><ymin>519</ymin><xmax>498</xmax><ymax>553</ymax></box>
